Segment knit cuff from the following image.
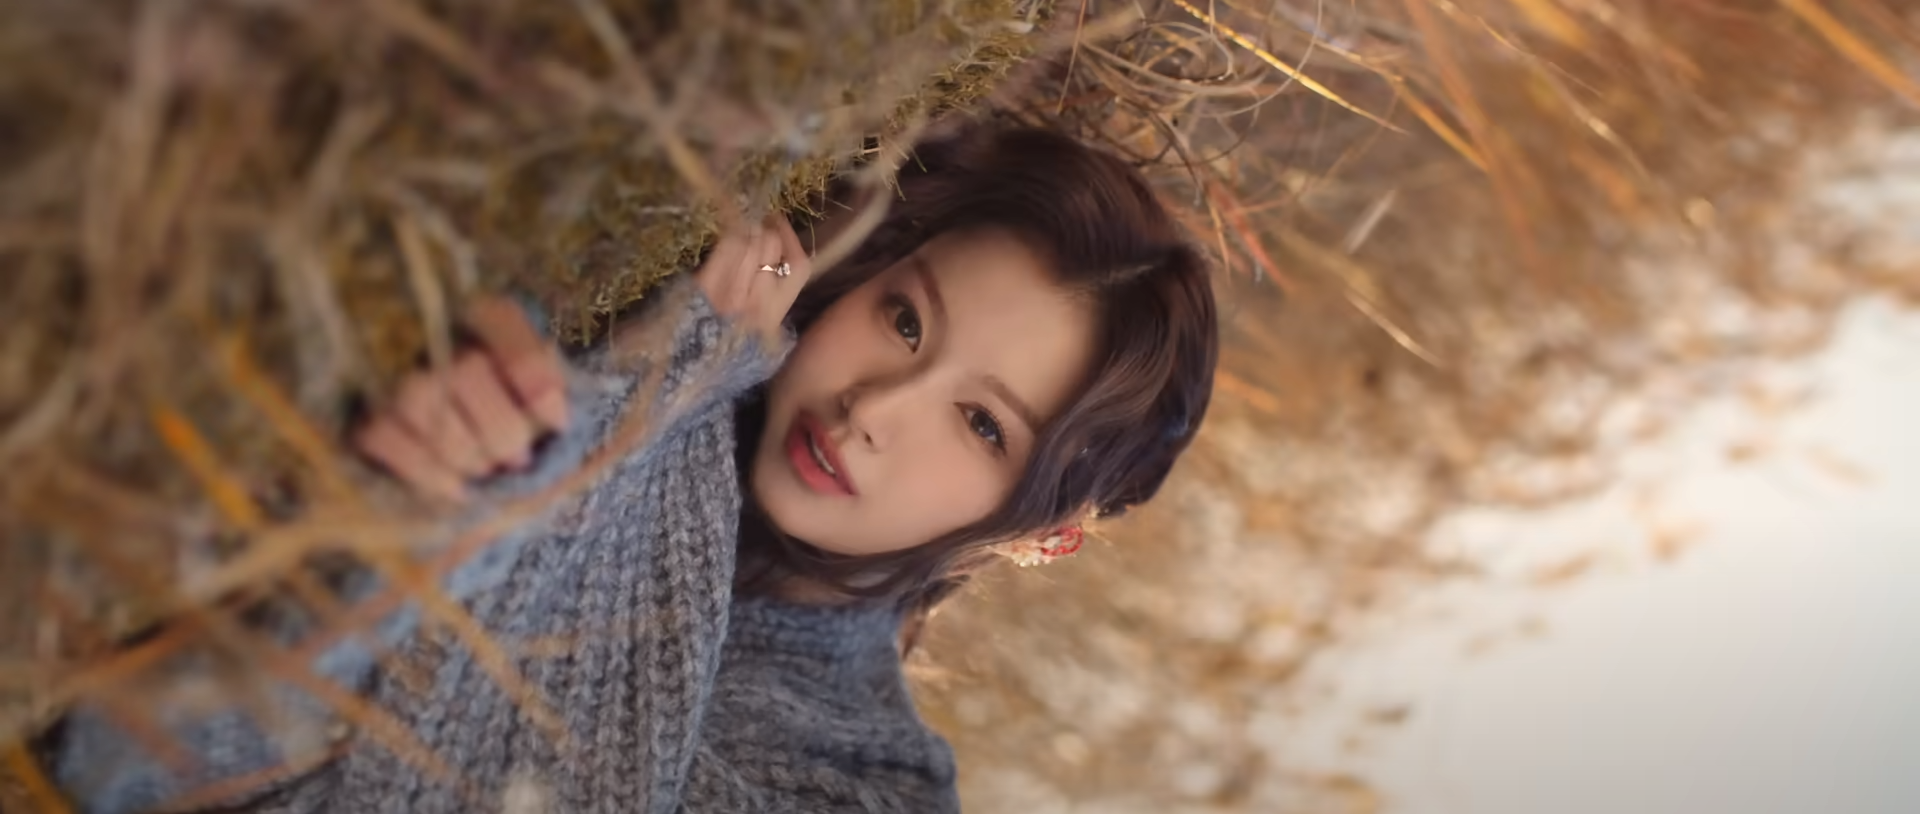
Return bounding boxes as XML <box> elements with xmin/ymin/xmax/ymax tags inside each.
<box><xmin>440</xmin><ymin>276</ymin><xmax>789</xmax><ymax>599</ymax></box>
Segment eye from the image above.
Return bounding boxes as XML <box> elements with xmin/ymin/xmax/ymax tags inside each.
<box><xmin>965</xmin><ymin>407</ymin><xmax>1006</xmax><ymax>451</ymax></box>
<box><xmin>886</xmin><ymin>294</ymin><xmax>922</xmax><ymax>350</ymax></box>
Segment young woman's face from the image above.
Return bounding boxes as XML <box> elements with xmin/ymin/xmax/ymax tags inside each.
<box><xmin>751</xmin><ymin>227</ymin><xmax>1096</xmax><ymax>557</ymax></box>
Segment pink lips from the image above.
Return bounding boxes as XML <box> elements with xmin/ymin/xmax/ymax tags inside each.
<box><xmin>784</xmin><ymin>410</ymin><xmax>857</xmax><ymax>496</ymax></box>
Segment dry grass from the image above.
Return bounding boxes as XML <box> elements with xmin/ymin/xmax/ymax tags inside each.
<box><xmin>0</xmin><ymin>0</ymin><xmax>1041</xmax><ymax>807</ymax></box>
<box><xmin>3</xmin><ymin>0</ymin><xmax>1920</xmax><ymax>811</ymax></box>
<box><xmin>912</xmin><ymin>0</ymin><xmax>1920</xmax><ymax>810</ymax></box>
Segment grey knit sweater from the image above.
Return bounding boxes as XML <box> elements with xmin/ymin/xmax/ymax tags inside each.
<box><xmin>48</xmin><ymin>279</ymin><xmax>961</xmax><ymax>814</ymax></box>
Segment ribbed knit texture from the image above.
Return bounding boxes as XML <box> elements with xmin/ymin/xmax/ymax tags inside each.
<box><xmin>685</xmin><ymin>599</ymin><xmax>962</xmax><ymax>812</ymax></box>
<box><xmin>47</xmin><ymin>279</ymin><xmax>960</xmax><ymax>814</ymax></box>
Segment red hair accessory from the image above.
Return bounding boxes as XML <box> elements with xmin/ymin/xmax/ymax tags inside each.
<box><xmin>1006</xmin><ymin>526</ymin><xmax>1085</xmax><ymax>567</ymax></box>
<box><xmin>1040</xmin><ymin>526</ymin><xmax>1084</xmax><ymax>558</ymax></box>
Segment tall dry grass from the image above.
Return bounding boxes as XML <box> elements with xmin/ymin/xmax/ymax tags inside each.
<box><xmin>914</xmin><ymin>0</ymin><xmax>1920</xmax><ymax>810</ymax></box>
<box><xmin>0</xmin><ymin>0</ymin><xmax>1040</xmax><ymax>808</ymax></box>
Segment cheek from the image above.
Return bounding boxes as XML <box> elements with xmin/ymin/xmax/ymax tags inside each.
<box><xmin>880</xmin><ymin>441</ymin><xmax>1016</xmax><ymax>534</ymax></box>
<box><xmin>764</xmin><ymin>339</ymin><xmax>833</xmax><ymax>415</ymax></box>
<box><xmin>775</xmin><ymin>310</ymin><xmax>869</xmax><ymax>397</ymax></box>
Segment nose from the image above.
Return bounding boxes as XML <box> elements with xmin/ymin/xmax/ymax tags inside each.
<box><xmin>841</xmin><ymin>374</ymin><xmax>924</xmax><ymax>452</ymax></box>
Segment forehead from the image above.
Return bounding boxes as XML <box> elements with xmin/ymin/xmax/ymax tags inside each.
<box><xmin>893</xmin><ymin>227</ymin><xmax>1097</xmax><ymax>426</ymax></box>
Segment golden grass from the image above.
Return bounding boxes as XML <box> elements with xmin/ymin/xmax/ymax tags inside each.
<box><xmin>914</xmin><ymin>0</ymin><xmax>1920</xmax><ymax>808</ymax></box>
<box><xmin>1786</xmin><ymin>0</ymin><xmax>1920</xmax><ymax>104</ymax></box>
<box><xmin>2</xmin><ymin>741</ymin><xmax>72</xmax><ymax>814</ymax></box>
<box><xmin>0</xmin><ymin>0</ymin><xmax>1043</xmax><ymax>806</ymax></box>
<box><xmin>1169</xmin><ymin>0</ymin><xmax>1404</xmax><ymax>131</ymax></box>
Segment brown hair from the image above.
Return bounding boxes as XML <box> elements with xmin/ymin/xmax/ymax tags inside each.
<box><xmin>736</xmin><ymin>123</ymin><xmax>1219</xmax><ymax>635</ymax></box>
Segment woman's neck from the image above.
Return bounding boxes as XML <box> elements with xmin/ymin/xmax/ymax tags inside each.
<box><xmin>764</xmin><ymin>576</ymin><xmax>860</xmax><ymax>606</ymax></box>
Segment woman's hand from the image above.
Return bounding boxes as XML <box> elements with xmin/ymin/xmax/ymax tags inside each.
<box><xmin>695</xmin><ymin>210</ymin><xmax>814</xmax><ymax>338</ymax></box>
<box><xmin>353</xmin><ymin>298</ymin><xmax>570</xmax><ymax>504</ymax></box>
<box><xmin>354</xmin><ymin>211</ymin><xmax>802</xmax><ymax>503</ymax></box>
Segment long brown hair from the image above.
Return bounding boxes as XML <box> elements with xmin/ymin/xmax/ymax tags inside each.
<box><xmin>737</xmin><ymin>123</ymin><xmax>1219</xmax><ymax>635</ymax></box>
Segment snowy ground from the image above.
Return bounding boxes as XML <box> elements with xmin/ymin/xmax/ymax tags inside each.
<box><xmin>1266</xmin><ymin>115</ymin><xmax>1920</xmax><ymax>814</ymax></box>
<box><xmin>1277</xmin><ymin>297</ymin><xmax>1920</xmax><ymax>814</ymax></box>
<box><xmin>940</xmin><ymin>117</ymin><xmax>1920</xmax><ymax>814</ymax></box>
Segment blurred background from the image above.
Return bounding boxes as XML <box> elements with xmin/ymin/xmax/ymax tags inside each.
<box><xmin>919</xmin><ymin>125</ymin><xmax>1920</xmax><ymax>812</ymax></box>
<box><xmin>3</xmin><ymin>0</ymin><xmax>1918</xmax><ymax>811</ymax></box>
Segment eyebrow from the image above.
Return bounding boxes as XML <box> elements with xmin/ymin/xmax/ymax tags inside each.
<box><xmin>907</xmin><ymin>253</ymin><xmax>946</xmax><ymax>329</ymax></box>
<box><xmin>983</xmin><ymin>375</ymin><xmax>1043</xmax><ymax>434</ymax></box>
<box><xmin>907</xmin><ymin>254</ymin><xmax>1042</xmax><ymax>434</ymax></box>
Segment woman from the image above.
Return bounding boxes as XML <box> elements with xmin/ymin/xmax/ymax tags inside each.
<box><xmin>46</xmin><ymin>124</ymin><xmax>1218</xmax><ymax>813</ymax></box>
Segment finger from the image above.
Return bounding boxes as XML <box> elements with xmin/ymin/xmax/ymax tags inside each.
<box><xmin>756</xmin><ymin>222</ymin><xmax>784</xmax><ymax>270</ymax></box>
<box><xmin>766</xmin><ymin>214</ymin><xmax>814</xmax><ymax>287</ymax></box>
<box><xmin>354</xmin><ymin>417</ymin><xmax>467</xmax><ymax>504</ymax></box>
<box><xmin>463</xmin><ymin>297</ymin><xmax>569</xmax><ymax>432</ymax></box>
<box><xmin>750</xmin><ymin>221</ymin><xmax>802</xmax><ymax>331</ymax></box>
<box><xmin>714</xmin><ymin>219</ymin><xmax>770</xmax><ymax>318</ymax></box>
<box><xmin>736</xmin><ymin>218</ymin><xmax>766</xmax><ymax>279</ymax></box>
<box><xmin>710</xmin><ymin>199</ymin><xmax>754</xmax><ymax>273</ymax></box>
<box><xmin>712</xmin><ymin>193</ymin><xmax>747</xmax><ymax>240</ymax></box>
<box><xmin>395</xmin><ymin>373</ymin><xmax>490</xmax><ymax>477</ymax></box>
<box><xmin>447</xmin><ymin>351</ymin><xmax>537</xmax><ymax>471</ymax></box>
<box><xmin>696</xmin><ymin>218</ymin><xmax>756</xmax><ymax>316</ymax></box>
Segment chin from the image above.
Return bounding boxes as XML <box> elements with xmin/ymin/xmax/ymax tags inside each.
<box><xmin>746</xmin><ymin>450</ymin><xmax>786</xmax><ymax>517</ymax></box>
<box><xmin>746</xmin><ymin>456</ymin><xmax>809</xmax><ymax>535</ymax></box>
<box><xmin>745</xmin><ymin>479</ymin><xmax>848</xmax><ymax>556</ymax></box>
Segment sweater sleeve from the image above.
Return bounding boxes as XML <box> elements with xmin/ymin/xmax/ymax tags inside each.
<box><xmin>44</xmin><ymin>277</ymin><xmax>789</xmax><ymax>814</ymax></box>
